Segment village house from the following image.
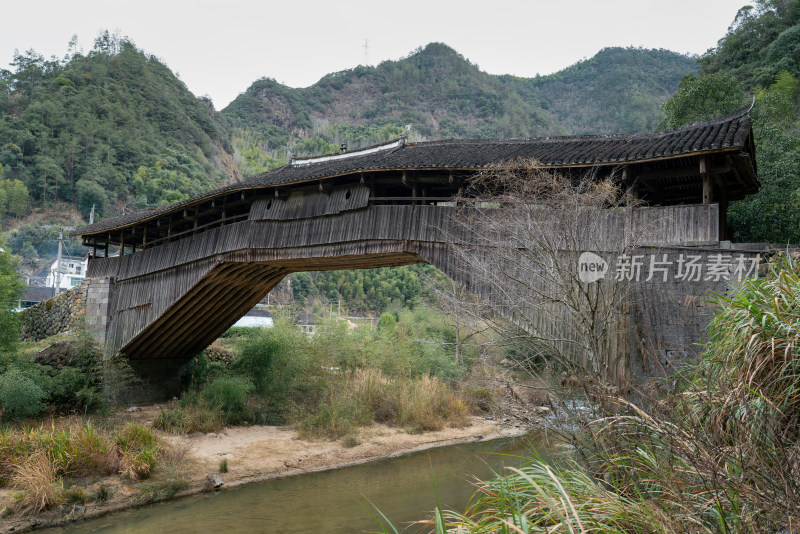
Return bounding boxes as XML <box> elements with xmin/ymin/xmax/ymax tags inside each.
<box><xmin>45</xmin><ymin>255</ymin><xmax>88</xmax><ymax>292</ymax></box>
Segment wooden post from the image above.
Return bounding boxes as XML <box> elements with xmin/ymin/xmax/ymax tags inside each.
<box><xmin>700</xmin><ymin>156</ymin><xmax>714</xmax><ymax>241</ymax></box>
<box><xmin>719</xmin><ymin>184</ymin><xmax>729</xmax><ymax>240</ymax></box>
<box><xmin>700</xmin><ymin>157</ymin><xmax>712</xmax><ymax>206</ymax></box>
<box><xmin>622</xmin><ymin>165</ymin><xmax>634</xmax><ymax>203</ymax></box>
<box><xmin>120</xmin><ymin>229</ymin><xmax>125</xmax><ymax>257</ymax></box>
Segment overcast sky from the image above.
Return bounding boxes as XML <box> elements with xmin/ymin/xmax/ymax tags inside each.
<box><xmin>3</xmin><ymin>0</ymin><xmax>751</xmax><ymax>110</ymax></box>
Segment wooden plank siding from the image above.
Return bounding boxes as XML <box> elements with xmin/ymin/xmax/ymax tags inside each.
<box><xmin>249</xmin><ymin>184</ymin><xmax>370</xmax><ymax>220</ymax></box>
<box><xmin>93</xmin><ymin>202</ymin><xmax>721</xmax><ymax>385</ymax></box>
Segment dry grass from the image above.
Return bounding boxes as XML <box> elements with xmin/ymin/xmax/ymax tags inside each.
<box><xmin>9</xmin><ymin>451</ymin><xmax>63</xmax><ymax>515</ymax></box>
<box><xmin>397</xmin><ymin>374</ymin><xmax>469</xmax><ymax>431</ymax></box>
<box><xmin>1</xmin><ymin>419</ymin><xmax>167</xmax><ymax>502</ymax></box>
<box><xmin>299</xmin><ymin>369</ymin><xmax>470</xmax><ymax>438</ymax></box>
<box><xmin>115</xmin><ymin>423</ymin><xmax>162</xmax><ymax>480</ymax></box>
<box><xmin>152</xmin><ymin>401</ymin><xmax>226</xmax><ymax>434</ymax></box>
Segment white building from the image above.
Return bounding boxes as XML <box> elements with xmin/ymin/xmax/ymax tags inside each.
<box><xmin>45</xmin><ymin>255</ymin><xmax>88</xmax><ymax>291</ymax></box>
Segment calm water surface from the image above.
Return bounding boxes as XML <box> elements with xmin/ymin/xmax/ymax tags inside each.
<box><xmin>41</xmin><ymin>430</ymin><xmax>567</xmax><ymax>534</ymax></box>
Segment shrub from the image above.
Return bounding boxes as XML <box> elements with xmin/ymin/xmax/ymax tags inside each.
<box><xmin>101</xmin><ymin>354</ymin><xmax>139</xmax><ymax>407</ymax></box>
<box><xmin>64</xmin><ymin>486</ymin><xmax>86</xmax><ymax>504</ymax></box>
<box><xmin>91</xmin><ymin>485</ymin><xmax>112</xmax><ymax>502</ymax></box>
<box><xmin>233</xmin><ymin>331</ymin><xmax>292</xmax><ymax>395</ymax></box>
<box><xmin>0</xmin><ymin>368</ymin><xmax>47</xmax><ymax>420</ymax></box>
<box><xmin>75</xmin><ymin>386</ymin><xmax>105</xmax><ymax>414</ymax></box>
<box><xmin>115</xmin><ymin>423</ymin><xmax>161</xmax><ymax>480</ymax></box>
<box><xmin>50</xmin><ymin>366</ymin><xmax>89</xmax><ymax>411</ymax></box>
<box><xmin>184</xmin><ymin>353</ymin><xmax>227</xmax><ymax>387</ymax></box>
<box><xmin>220</xmin><ymin>326</ymin><xmax>256</xmax><ymax>338</ymax></box>
<box><xmin>71</xmin><ymin>422</ymin><xmax>114</xmax><ymax>476</ymax></box>
<box><xmin>152</xmin><ymin>401</ymin><xmax>225</xmax><ymax>434</ymax></box>
<box><xmin>231</xmin><ymin>319</ymin><xmax>312</xmax><ymax>420</ymax></box>
<box><xmin>201</xmin><ymin>376</ymin><xmax>254</xmax><ymax>424</ymax></box>
<box><xmin>311</xmin><ymin>317</ymin><xmax>365</xmax><ymax>373</ymax></box>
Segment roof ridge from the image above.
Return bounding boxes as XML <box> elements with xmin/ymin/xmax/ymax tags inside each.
<box><xmin>290</xmin><ymin>137</ymin><xmax>406</xmax><ymax>166</ymax></box>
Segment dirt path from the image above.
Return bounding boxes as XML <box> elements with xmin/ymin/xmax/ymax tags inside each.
<box><xmin>0</xmin><ymin>408</ymin><xmax>530</xmax><ymax>533</ymax></box>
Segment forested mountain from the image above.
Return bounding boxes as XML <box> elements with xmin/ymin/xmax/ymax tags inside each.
<box><xmin>0</xmin><ymin>32</ymin><xmax>236</xmax><ymax>226</ymax></box>
<box><xmin>222</xmin><ymin>44</ymin><xmax>696</xmax><ymax>176</ymax></box>
<box><xmin>699</xmin><ymin>0</ymin><xmax>800</xmax><ymax>89</ymax></box>
<box><xmin>510</xmin><ymin>47</ymin><xmax>696</xmax><ymax>134</ymax></box>
<box><xmin>660</xmin><ymin>0</ymin><xmax>800</xmax><ymax>243</ymax></box>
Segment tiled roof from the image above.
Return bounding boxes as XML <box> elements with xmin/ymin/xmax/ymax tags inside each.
<box><xmin>75</xmin><ymin>106</ymin><xmax>754</xmax><ymax>236</ymax></box>
<box><xmin>21</xmin><ymin>286</ymin><xmax>55</xmax><ymax>303</ymax></box>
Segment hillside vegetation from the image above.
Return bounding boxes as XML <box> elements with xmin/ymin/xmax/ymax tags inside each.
<box><xmin>660</xmin><ymin>0</ymin><xmax>800</xmax><ymax>243</ymax></box>
<box><xmin>0</xmin><ymin>32</ymin><xmax>235</xmax><ymax>226</ymax></box>
<box><xmin>222</xmin><ymin>43</ymin><xmax>696</xmax><ymax>175</ymax></box>
<box><xmin>510</xmin><ymin>47</ymin><xmax>696</xmax><ymax>134</ymax></box>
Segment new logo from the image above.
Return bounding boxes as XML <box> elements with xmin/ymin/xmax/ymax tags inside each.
<box><xmin>578</xmin><ymin>252</ymin><xmax>608</xmax><ymax>283</ymax></box>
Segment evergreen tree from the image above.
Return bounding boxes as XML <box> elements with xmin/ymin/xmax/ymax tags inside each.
<box><xmin>664</xmin><ymin>2</ymin><xmax>800</xmax><ymax>243</ymax></box>
<box><xmin>0</xmin><ymin>242</ymin><xmax>23</xmax><ymax>351</ymax></box>
<box><xmin>660</xmin><ymin>73</ymin><xmax>748</xmax><ymax>129</ymax></box>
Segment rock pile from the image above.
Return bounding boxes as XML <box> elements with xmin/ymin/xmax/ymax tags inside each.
<box><xmin>20</xmin><ymin>282</ymin><xmax>89</xmax><ymax>341</ymax></box>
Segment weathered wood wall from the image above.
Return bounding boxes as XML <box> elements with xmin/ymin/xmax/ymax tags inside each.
<box><xmin>89</xmin><ymin>202</ymin><xmax>724</xmax><ymax>385</ymax></box>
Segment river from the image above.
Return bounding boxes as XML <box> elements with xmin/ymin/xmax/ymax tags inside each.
<box><xmin>38</xmin><ymin>429</ymin><xmax>568</xmax><ymax>534</ymax></box>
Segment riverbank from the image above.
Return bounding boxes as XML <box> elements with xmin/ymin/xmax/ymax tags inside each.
<box><xmin>0</xmin><ymin>407</ymin><xmax>533</xmax><ymax>533</ymax></box>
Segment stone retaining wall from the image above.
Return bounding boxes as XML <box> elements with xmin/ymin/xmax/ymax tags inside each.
<box><xmin>20</xmin><ymin>281</ymin><xmax>89</xmax><ymax>341</ymax></box>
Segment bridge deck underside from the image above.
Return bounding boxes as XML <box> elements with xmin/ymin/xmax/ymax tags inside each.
<box><xmin>115</xmin><ymin>251</ymin><xmax>424</xmax><ymax>360</ymax></box>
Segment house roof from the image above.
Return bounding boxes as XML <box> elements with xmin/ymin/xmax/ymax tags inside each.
<box><xmin>74</xmin><ymin>106</ymin><xmax>756</xmax><ymax>238</ymax></box>
<box><xmin>21</xmin><ymin>286</ymin><xmax>55</xmax><ymax>303</ymax></box>
<box><xmin>50</xmin><ymin>255</ymin><xmax>87</xmax><ymax>263</ymax></box>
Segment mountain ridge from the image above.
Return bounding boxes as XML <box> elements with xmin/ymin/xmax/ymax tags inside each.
<box><xmin>221</xmin><ymin>43</ymin><xmax>697</xmax><ymax>176</ymax></box>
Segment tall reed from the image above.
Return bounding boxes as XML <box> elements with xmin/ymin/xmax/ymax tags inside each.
<box><xmin>416</xmin><ymin>254</ymin><xmax>800</xmax><ymax>532</ymax></box>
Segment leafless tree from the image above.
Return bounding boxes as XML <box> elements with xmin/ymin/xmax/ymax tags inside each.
<box><xmin>423</xmin><ymin>273</ymin><xmax>492</xmax><ymax>365</ymax></box>
<box><xmin>445</xmin><ymin>160</ymin><xmax>657</xmax><ymax>384</ymax></box>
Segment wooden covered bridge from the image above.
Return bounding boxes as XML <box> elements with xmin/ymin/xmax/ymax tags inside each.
<box><xmin>74</xmin><ymin>107</ymin><xmax>758</xmax><ymax>389</ymax></box>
